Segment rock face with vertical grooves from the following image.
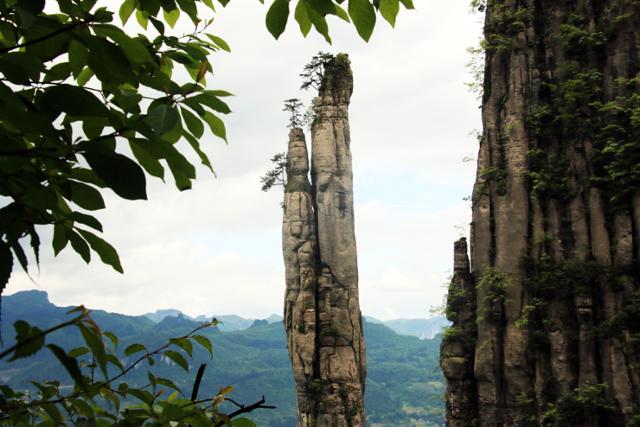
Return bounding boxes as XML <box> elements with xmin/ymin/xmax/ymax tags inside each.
<box><xmin>441</xmin><ymin>2</ymin><xmax>640</xmax><ymax>426</ymax></box>
<box><xmin>283</xmin><ymin>54</ymin><xmax>366</xmax><ymax>427</ymax></box>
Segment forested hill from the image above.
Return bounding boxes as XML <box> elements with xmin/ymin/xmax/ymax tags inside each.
<box><xmin>0</xmin><ymin>291</ymin><xmax>445</xmax><ymax>426</ymax></box>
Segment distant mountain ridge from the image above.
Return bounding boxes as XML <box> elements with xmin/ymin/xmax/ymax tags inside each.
<box><xmin>1</xmin><ymin>291</ymin><xmax>445</xmax><ymax>426</ymax></box>
<box><xmin>145</xmin><ymin>309</ymin><xmax>448</xmax><ymax>339</ymax></box>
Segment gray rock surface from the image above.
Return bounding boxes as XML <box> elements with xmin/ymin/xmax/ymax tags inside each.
<box><xmin>282</xmin><ymin>55</ymin><xmax>366</xmax><ymax>427</ymax></box>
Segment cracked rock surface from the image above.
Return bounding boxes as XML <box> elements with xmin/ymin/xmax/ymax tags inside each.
<box><xmin>441</xmin><ymin>2</ymin><xmax>640</xmax><ymax>426</ymax></box>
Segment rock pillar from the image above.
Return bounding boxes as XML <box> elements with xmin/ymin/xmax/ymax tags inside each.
<box><xmin>283</xmin><ymin>54</ymin><xmax>366</xmax><ymax>427</ymax></box>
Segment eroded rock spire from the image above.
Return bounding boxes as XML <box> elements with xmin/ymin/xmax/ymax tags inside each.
<box><xmin>283</xmin><ymin>54</ymin><xmax>366</xmax><ymax>427</ymax></box>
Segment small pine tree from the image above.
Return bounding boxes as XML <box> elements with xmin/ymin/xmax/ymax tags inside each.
<box><xmin>283</xmin><ymin>98</ymin><xmax>304</xmax><ymax>129</ymax></box>
<box><xmin>260</xmin><ymin>152</ymin><xmax>287</xmax><ymax>192</ymax></box>
<box><xmin>299</xmin><ymin>52</ymin><xmax>334</xmax><ymax>91</ymax></box>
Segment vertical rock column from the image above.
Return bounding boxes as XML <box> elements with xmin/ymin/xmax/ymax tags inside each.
<box><xmin>442</xmin><ymin>1</ymin><xmax>640</xmax><ymax>426</ymax></box>
<box><xmin>283</xmin><ymin>54</ymin><xmax>366</xmax><ymax>427</ymax></box>
<box><xmin>440</xmin><ymin>238</ymin><xmax>478</xmax><ymax>427</ymax></box>
<box><xmin>283</xmin><ymin>128</ymin><xmax>320</xmax><ymax>426</ymax></box>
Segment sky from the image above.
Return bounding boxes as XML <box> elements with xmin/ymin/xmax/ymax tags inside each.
<box><xmin>7</xmin><ymin>1</ymin><xmax>484</xmax><ymax>321</ymax></box>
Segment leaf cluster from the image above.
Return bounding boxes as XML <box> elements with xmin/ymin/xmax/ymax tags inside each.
<box><xmin>264</xmin><ymin>0</ymin><xmax>415</xmax><ymax>43</ymax></box>
<box><xmin>0</xmin><ymin>0</ymin><xmax>236</xmax><ymax>294</ymax></box>
<box><xmin>0</xmin><ymin>307</ymin><xmax>271</xmax><ymax>426</ymax></box>
<box><xmin>260</xmin><ymin>152</ymin><xmax>287</xmax><ymax>192</ymax></box>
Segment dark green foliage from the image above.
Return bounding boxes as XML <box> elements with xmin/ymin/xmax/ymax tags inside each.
<box><xmin>283</xmin><ymin>98</ymin><xmax>304</xmax><ymax>129</ymax></box>
<box><xmin>559</xmin><ymin>14</ymin><xmax>607</xmax><ymax>55</ymax></box>
<box><xmin>260</xmin><ymin>153</ymin><xmax>287</xmax><ymax>192</ymax></box>
<box><xmin>527</xmin><ymin>149</ymin><xmax>572</xmax><ymax>201</ymax></box>
<box><xmin>476</xmin><ymin>267</ymin><xmax>509</xmax><ymax>322</ymax></box>
<box><xmin>0</xmin><ymin>300</ymin><xmax>255</xmax><ymax>426</ymax></box>
<box><xmin>299</xmin><ymin>51</ymin><xmax>334</xmax><ymax>90</ymax></box>
<box><xmin>0</xmin><ymin>0</ymin><xmax>233</xmax><ymax>290</ymax></box>
<box><xmin>542</xmin><ymin>384</ymin><xmax>615</xmax><ymax>426</ymax></box>
<box><xmin>523</xmin><ymin>257</ymin><xmax>606</xmax><ymax>297</ymax></box>
<box><xmin>597</xmin><ymin>288</ymin><xmax>640</xmax><ymax>342</ymax></box>
<box><xmin>478</xmin><ymin>167</ymin><xmax>508</xmax><ymax>196</ymax></box>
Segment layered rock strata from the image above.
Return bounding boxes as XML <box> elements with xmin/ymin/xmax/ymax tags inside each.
<box><xmin>442</xmin><ymin>1</ymin><xmax>640</xmax><ymax>426</ymax></box>
<box><xmin>283</xmin><ymin>55</ymin><xmax>366</xmax><ymax>427</ymax></box>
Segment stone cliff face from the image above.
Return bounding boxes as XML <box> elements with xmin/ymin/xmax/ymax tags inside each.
<box><xmin>441</xmin><ymin>1</ymin><xmax>640</xmax><ymax>426</ymax></box>
<box><xmin>283</xmin><ymin>55</ymin><xmax>366</xmax><ymax>427</ymax></box>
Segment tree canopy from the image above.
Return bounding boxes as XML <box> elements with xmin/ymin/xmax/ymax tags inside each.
<box><xmin>0</xmin><ymin>0</ymin><xmax>414</xmax><ymax>295</ymax></box>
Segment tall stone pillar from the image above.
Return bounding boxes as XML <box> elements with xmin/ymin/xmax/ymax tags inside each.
<box><xmin>283</xmin><ymin>54</ymin><xmax>366</xmax><ymax>427</ymax></box>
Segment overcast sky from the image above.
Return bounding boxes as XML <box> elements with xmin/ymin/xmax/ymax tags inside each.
<box><xmin>8</xmin><ymin>1</ymin><xmax>483</xmax><ymax>321</ymax></box>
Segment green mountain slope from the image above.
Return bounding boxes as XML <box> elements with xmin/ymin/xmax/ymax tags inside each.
<box><xmin>0</xmin><ymin>291</ymin><xmax>444</xmax><ymax>426</ymax></box>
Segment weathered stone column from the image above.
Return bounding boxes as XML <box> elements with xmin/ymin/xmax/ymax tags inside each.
<box><xmin>283</xmin><ymin>54</ymin><xmax>366</xmax><ymax>427</ymax></box>
<box><xmin>283</xmin><ymin>128</ymin><xmax>320</xmax><ymax>426</ymax></box>
<box><xmin>442</xmin><ymin>1</ymin><xmax>640</xmax><ymax>426</ymax></box>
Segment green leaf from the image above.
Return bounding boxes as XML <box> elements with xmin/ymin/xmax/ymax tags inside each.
<box><xmin>81</xmin><ymin>148</ymin><xmax>147</xmax><ymax>201</ymax></box>
<box><xmin>191</xmin><ymin>93</ymin><xmax>232</xmax><ymax>114</ymax></box>
<box><xmin>206</xmin><ymin>34</ymin><xmax>231</xmax><ymax>52</ymax></box>
<box><xmin>0</xmin><ymin>52</ymin><xmax>43</xmax><ymax>84</ymax></box>
<box><xmin>307</xmin><ymin>5</ymin><xmax>331</xmax><ymax>43</ymax></box>
<box><xmin>399</xmin><ymin>0</ymin><xmax>414</xmax><ymax>9</ymax></box>
<box><xmin>68</xmin><ymin>212</ymin><xmax>103</xmax><ymax>232</ymax></box>
<box><xmin>68</xmin><ymin>39</ymin><xmax>88</xmax><ymax>77</ymax></box>
<box><xmin>128</xmin><ymin>388</ymin><xmax>154</xmax><ymax>405</ymax></box>
<box><xmin>41</xmin><ymin>402</ymin><xmax>64</xmax><ymax>424</ymax></box>
<box><xmin>10</xmin><ymin>320</ymin><xmax>44</xmax><ymax>360</ymax></box>
<box><xmin>77</xmin><ymin>67</ymin><xmax>94</xmax><ymax>86</ymax></box>
<box><xmin>52</xmin><ymin>224</ymin><xmax>69</xmax><ymax>255</ymax></box>
<box><xmin>67</xmin><ymin>229</ymin><xmax>91</xmax><ymax>263</ymax></box>
<box><xmin>40</xmin><ymin>85</ymin><xmax>109</xmax><ymax>118</ymax></box>
<box><xmin>0</xmin><ymin>241</ymin><xmax>12</xmax><ymax>293</ymax></box>
<box><xmin>191</xmin><ymin>335</ymin><xmax>213</xmax><ymax>357</ymax></box>
<box><xmin>119</xmin><ymin>0</ymin><xmax>135</xmax><ymax>24</ymax></box>
<box><xmin>106</xmin><ymin>353</ymin><xmax>124</xmax><ymax>370</ymax></box>
<box><xmin>69</xmin><ymin>181</ymin><xmax>105</xmax><ymax>211</ymax></box>
<box><xmin>348</xmin><ymin>0</ymin><xmax>376</xmax><ymax>41</ymax></box>
<box><xmin>232</xmin><ymin>418</ymin><xmax>257</xmax><ymax>427</ymax></box>
<box><xmin>129</xmin><ymin>139</ymin><xmax>165</xmax><ymax>179</ymax></box>
<box><xmin>78</xmin><ymin>229</ymin><xmax>123</xmax><ymax>273</ymax></box>
<box><xmin>104</xmin><ymin>331</ymin><xmax>118</xmax><ymax>347</ymax></box>
<box><xmin>146</xmin><ymin>103</ymin><xmax>180</xmax><ymax>136</ymax></box>
<box><xmin>68</xmin><ymin>346</ymin><xmax>90</xmax><ymax>358</ymax></box>
<box><xmin>181</xmin><ymin>107</ymin><xmax>204</xmax><ymax>138</ymax></box>
<box><xmin>47</xmin><ymin>344</ymin><xmax>88</xmax><ymax>392</ymax></box>
<box><xmin>155</xmin><ymin>377</ymin><xmax>182</xmax><ymax>393</ymax></box>
<box><xmin>78</xmin><ymin>323</ymin><xmax>107</xmax><ymax>379</ymax></box>
<box><xmin>170</xmin><ymin>338</ymin><xmax>193</xmax><ymax>357</ymax></box>
<box><xmin>176</xmin><ymin>0</ymin><xmax>198</xmax><ymax>22</ymax></box>
<box><xmin>202</xmin><ymin>112</ymin><xmax>227</xmax><ymax>142</ymax></box>
<box><xmin>70</xmin><ymin>398</ymin><xmax>95</xmax><ymax>418</ymax></box>
<box><xmin>93</xmin><ymin>25</ymin><xmax>154</xmax><ymax>65</ymax></box>
<box><xmin>184</xmin><ymin>132</ymin><xmax>214</xmax><ymax>173</ymax></box>
<box><xmin>135</xmin><ymin>9</ymin><xmax>149</xmax><ymax>29</ymax></box>
<box><xmin>86</xmin><ymin>37</ymin><xmax>133</xmax><ymax>84</ymax></box>
<box><xmin>379</xmin><ymin>0</ymin><xmax>399</xmax><ymax>27</ymax></box>
<box><xmin>124</xmin><ymin>343</ymin><xmax>147</xmax><ymax>356</ymax></box>
<box><xmin>266</xmin><ymin>0</ymin><xmax>290</xmax><ymax>39</ymax></box>
<box><xmin>161</xmin><ymin>402</ymin><xmax>185</xmax><ymax>421</ymax></box>
<box><xmin>294</xmin><ymin>0</ymin><xmax>312</xmax><ymax>36</ymax></box>
<box><xmin>164</xmin><ymin>350</ymin><xmax>189</xmax><ymax>371</ymax></box>
<box><xmin>163</xmin><ymin>8</ymin><xmax>181</xmax><ymax>28</ymax></box>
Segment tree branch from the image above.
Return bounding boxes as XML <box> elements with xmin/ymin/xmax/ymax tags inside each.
<box><xmin>215</xmin><ymin>396</ymin><xmax>276</xmax><ymax>426</ymax></box>
<box><xmin>0</xmin><ymin>20</ymin><xmax>90</xmax><ymax>54</ymax></box>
